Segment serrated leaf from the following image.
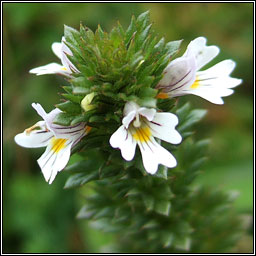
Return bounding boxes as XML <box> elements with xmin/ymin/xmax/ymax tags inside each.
<box><xmin>110</xmin><ymin>26</ymin><xmax>122</xmax><ymax>48</ymax></box>
<box><xmin>93</xmin><ymin>206</ymin><xmax>115</xmax><ymax>219</ymax></box>
<box><xmin>56</xmin><ymin>101</ymin><xmax>81</xmax><ymax>114</ymax></box>
<box><xmin>165</xmin><ymin>40</ymin><xmax>183</xmax><ymax>57</ymax></box>
<box><xmin>153</xmin><ymin>37</ymin><xmax>165</xmax><ymax>53</ymax></box>
<box><xmin>76</xmin><ymin>205</ymin><xmax>97</xmax><ymax>219</ymax></box>
<box><xmin>125</xmin><ymin>15</ymin><xmax>136</xmax><ymax>46</ymax></box>
<box><xmin>64</xmin><ymin>172</ymin><xmax>99</xmax><ymax>189</ymax></box>
<box><xmin>72</xmin><ymin>87</ymin><xmax>90</xmax><ymax>95</ymax></box>
<box><xmin>53</xmin><ymin>112</ymin><xmax>74</xmax><ymax>126</ymax></box>
<box><xmin>125</xmin><ymin>188</ymin><xmax>140</xmax><ymax>197</ymax></box>
<box><xmin>142</xmin><ymin>220</ymin><xmax>159</xmax><ymax>229</ymax></box>
<box><xmin>64</xmin><ymin>24</ymin><xmax>80</xmax><ymax>46</ymax></box>
<box><xmin>174</xmin><ymin>236</ymin><xmax>191</xmax><ymax>251</ymax></box>
<box><xmin>142</xmin><ymin>194</ymin><xmax>154</xmax><ymax>211</ymax></box>
<box><xmin>95</xmin><ymin>24</ymin><xmax>104</xmax><ymax>40</ymax></box>
<box><xmin>62</xmin><ymin>94</ymin><xmax>83</xmax><ymax>103</ymax></box>
<box><xmin>178</xmin><ymin>109</ymin><xmax>207</xmax><ymax>132</ymax></box>
<box><xmin>154</xmin><ymin>165</ymin><xmax>168</xmax><ymax>180</ymax></box>
<box><xmin>154</xmin><ymin>200</ymin><xmax>171</xmax><ymax>216</ymax></box>
<box><xmin>71</xmin><ymin>76</ymin><xmax>93</xmax><ymax>88</ymax></box>
<box><xmin>90</xmin><ymin>219</ymin><xmax>122</xmax><ymax>232</ymax></box>
<box><xmin>62</xmin><ymin>86</ymin><xmax>72</xmax><ymax>94</ymax></box>
<box><xmin>176</xmin><ymin>102</ymin><xmax>191</xmax><ymax>121</ymax></box>
<box><xmin>161</xmin><ymin>232</ymin><xmax>174</xmax><ymax>248</ymax></box>
<box><xmin>136</xmin><ymin>10</ymin><xmax>150</xmax><ymax>30</ymax></box>
<box><xmin>138</xmin><ymin>87</ymin><xmax>157</xmax><ymax>99</ymax></box>
<box><xmin>135</xmin><ymin>24</ymin><xmax>152</xmax><ymax>51</ymax></box>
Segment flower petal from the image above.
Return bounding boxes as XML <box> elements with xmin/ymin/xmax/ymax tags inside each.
<box><xmin>188</xmin><ymin>86</ymin><xmax>234</xmax><ymax>104</ymax></box>
<box><xmin>109</xmin><ymin>125</ymin><xmax>136</xmax><ymax>161</ymax></box>
<box><xmin>185</xmin><ymin>37</ymin><xmax>220</xmax><ymax>71</ymax></box>
<box><xmin>37</xmin><ymin>137</ymin><xmax>72</xmax><ymax>184</ymax></box>
<box><xmin>196</xmin><ymin>60</ymin><xmax>242</xmax><ymax>89</ymax></box>
<box><xmin>149</xmin><ymin>113</ymin><xmax>182</xmax><ymax>144</ymax></box>
<box><xmin>123</xmin><ymin>101</ymin><xmax>139</xmax><ymax>116</ymax></box>
<box><xmin>60</xmin><ymin>37</ymin><xmax>80</xmax><ymax>73</ymax></box>
<box><xmin>157</xmin><ymin>55</ymin><xmax>197</xmax><ymax>93</ymax></box>
<box><xmin>32</xmin><ymin>103</ymin><xmax>61</xmax><ymax>127</ymax></box>
<box><xmin>29</xmin><ymin>63</ymin><xmax>70</xmax><ymax>76</ymax></box>
<box><xmin>122</xmin><ymin>110</ymin><xmax>136</xmax><ymax>129</ymax></box>
<box><xmin>51</xmin><ymin>42</ymin><xmax>62</xmax><ymax>59</ymax></box>
<box><xmin>32</xmin><ymin>103</ymin><xmax>86</xmax><ymax>139</ymax></box>
<box><xmin>14</xmin><ymin>128</ymin><xmax>53</xmax><ymax>148</ymax></box>
<box><xmin>197</xmin><ymin>59</ymin><xmax>236</xmax><ymax>77</ymax></box>
<box><xmin>138</xmin><ymin>107</ymin><xmax>156</xmax><ymax>121</ymax></box>
<box><xmin>138</xmin><ymin>137</ymin><xmax>177</xmax><ymax>174</ymax></box>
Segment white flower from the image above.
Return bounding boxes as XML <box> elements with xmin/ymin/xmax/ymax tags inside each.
<box><xmin>157</xmin><ymin>37</ymin><xmax>242</xmax><ymax>104</ymax></box>
<box><xmin>14</xmin><ymin>103</ymin><xmax>89</xmax><ymax>184</ymax></box>
<box><xmin>109</xmin><ymin>102</ymin><xmax>182</xmax><ymax>174</ymax></box>
<box><xmin>29</xmin><ymin>37</ymin><xmax>79</xmax><ymax>76</ymax></box>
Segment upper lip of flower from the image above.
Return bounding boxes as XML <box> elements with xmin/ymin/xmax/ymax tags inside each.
<box><xmin>29</xmin><ymin>37</ymin><xmax>79</xmax><ymax>76</ymax></box>
<box><xmin>110</xmin><ymin>101</ymin><xmax>182</xmax><ymax>174</ymax></box>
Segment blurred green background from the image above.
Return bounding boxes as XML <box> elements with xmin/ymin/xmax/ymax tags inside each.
<box><xmin>3</xmin><ymin>3</ymin><xmax>253</xmax><ymax>253</ymax></box>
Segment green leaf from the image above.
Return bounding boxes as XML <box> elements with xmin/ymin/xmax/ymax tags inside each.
<box><xmin>56</xmin><ymin>101</ymin><xmax>81</xmax><ymax>114</ymax></box>
<box><xmin>138</xmin><ymin>87</ymin><xmax>157</xmax><ymax>99</ymax></box>
<box><xmin>125</xmin><ymin>188</ymin><xmax>140</xmax><ymax>197</ymax></box>
<box><xmin>165</xmin><ymin>40</ymin><xmax>183</xmax><ymax>57</ymax></box>
<box><xmin>64</xmin><ymin>24</ymin><xmax>80</xmax><ymax>47</ymax></box>
<box><xmin>142</xmin><ymin>194</ymin><xmax>154</xmax><ymax>211</ymax></box>
<box><xmin>174</xmin><ymin>236</ymin><xmax>191</xmax><ymax>251</ymax></box>
<box><xmin>178</xmin><ymin>109</ymin><xmax>207</xmax><ymax>133</ymax></box>
<box><xmin>76</xmin><ymin>205</ymin><xmax>97</xmax><ymax>219</ymax></box>
<box><xmin>110</xmin><ymin>26</ymin><xmax>122</xmax><ymax>48</ymax></box>
<box><xmin>153</xmin><ymin>37</ymin><xmax>165</xmax><ymax>53</ymax></box>
<box><xmin>53</xmin><ymin>112</ymin><xmax>75</xmax><ymax>126</ymax></box>
<box><xmin>72</xmin><ymin>87</ymin><xmax>90</xmax><ymax>95</ymax></box>
<box><xmin>154</xmin><ymin>165</ymin><xmax>168</xmax><ymax>180</ymax></box>
<box><xmin>161</xmin><ymin>232</ymin><xmax>174</xmax><ymax>248</ymax></box>
<box><xmin>154</xmin><ymin>200</ymin><xmax>171</xmax><ymax>216</ymax></box>
<box><xmin>62</xmin><ymin>94</ymin><xmax>83</xmax><ymax>103</ymax></box>
<box><xmin>64</xmin><ymin>172</ymin><xmax>99</xmax><ymax>189</ymax></box>
<box><xmin>142</xmin><ymin>220</ymin><xmax>159</xmax><ymax>229</ymax></box>
<box><xmin>136</xmin><ymin>10</ymin><xmax>150</xmax><ymax>30</ymax></box>
<box><xmin>135</xmin><ymin>24</ymin><xmax>152</xmax><ymax>51</ymax></box>
<box><xmin>71</xmin><ymin>76</ymin><xmax>93</xmax><ymax>88</ymax></box>
<box><xmin>125</xmin><ymin>15</ymin><xmax>136</xmax><ymax>46</ymax></box>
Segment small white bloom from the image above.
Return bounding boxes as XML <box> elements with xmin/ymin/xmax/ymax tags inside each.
<box><xmin>14</xmin><ymin>103</ymin><xmax>89</xmax><ymax>184</ymax></box>
<box><xmin>29</xmin><ymin>37</ymin><xmax>79</xmax><ymax>77</ymax></box>
<box><xmin>109</xmin><ymin>102</ymin><xmax>182</xmax><ymax>174</ymax></box>
<box><xmin>157</xmin><ymin>37</ymin><xmax>242</xmax><ymax>104</ymax></box>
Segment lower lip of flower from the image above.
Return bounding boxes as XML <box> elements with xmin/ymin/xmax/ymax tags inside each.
<box><xmin>51</xmin><ymin>138</ymin><xmax>67</xmax><ymax>153</ymax></box>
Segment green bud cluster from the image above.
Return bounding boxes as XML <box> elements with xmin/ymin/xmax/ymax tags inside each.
<box><xmin>54</xmin><ymin>11</ymin><xmax>180</xmax><ymax>141</ymax></box>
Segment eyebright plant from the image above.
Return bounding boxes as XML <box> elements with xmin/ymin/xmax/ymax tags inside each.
<box><xmin>15</xmin><ymin>11</ymin><xmax>243</xmax><ymax>253</ymax></box>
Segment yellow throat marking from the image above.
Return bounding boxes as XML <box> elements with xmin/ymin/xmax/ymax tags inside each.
<box><xmin>156</xmin><ymin>92</ymin><xmax>169</xmax><ymax>99</ymax></box>
<box><xmin>190</xmin><ymin>77</ymin><xmax>200</xmax><ymax>89</ymax></box>
<box><xmin>132</xmin><ymin>126</ymin><xmax>151</xmax><ymax>143</ymax></box>
<box><xmin>51</xmin><ymin>138</ymin><xmax>67</xmax><ymax>153</ymax></box>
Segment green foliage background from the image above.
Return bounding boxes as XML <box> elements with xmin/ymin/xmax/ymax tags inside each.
<box><xmin>3</xmin><ymin>3</ymin><xmax>253</xmax><ymax>253</ymax></box>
